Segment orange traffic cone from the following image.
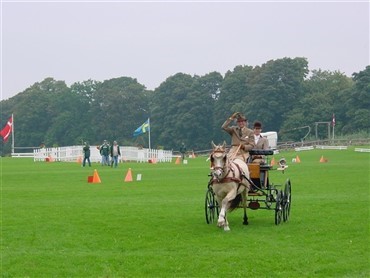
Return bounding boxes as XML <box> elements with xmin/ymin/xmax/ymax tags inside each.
<box><xmin>270</xmin><ymin>157</ymin><xmax>276</xmax><ymax>166</ymax></box>
<box><xmin>320</xmin><ymin>156</ymin><xmax>328</xmax><ymax>163</ymax></box>
<box><xmin>46</xmin><ymin>155</ymin><xmax>54</xmax><ymax>162</ymax></box>
<box><xmin>175</xmin><ymin>157</ymin><xmax>181</xmax><ymax>164</ymax></box>
<box><xmin>88</xmin><ymin>169</ymin><xmax>101</xmax><ymax>183</ymax></box>
<box><xmin>296</xmin><ymin>155</ymin><xmax>301</xmax><ymax>163</ymax></box>
<box><xmin>124</xmin><ymin>168</ymin><xmax>133</xmax><ymax>182</ymax></box>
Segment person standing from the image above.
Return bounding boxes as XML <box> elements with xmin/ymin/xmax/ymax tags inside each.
<box><xmin>100</xmin><ymin>140</ymin><xmax>110</xmax><ymax>166</ymax></box>
<box><xmin>252</xmin><ymin>121</ymin><xmax>269</xmax><ymax>164</ymax></box>
<box><xmin>82</xmin><ymin>142</ymin><xmax>91</xmax><ymax>167</ymax></box>
<box><xmin>221</xmin><ymin>112</ymin><xmax>255</xmax><ymax>161</ymax></box>
<box><xmin>110</xmin><ymin>140</ymin><xmax>121</xmax><ymax>168</ymax></box>
<box><xmin>179</xmin><ymin>142</ymin><xmax>187</xmax><ymax>161</ymax></box>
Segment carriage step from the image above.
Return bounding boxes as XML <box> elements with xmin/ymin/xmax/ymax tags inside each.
<box><xmin>248</xmin><ymin>191</ymin><xmax>264</xmax><ymax>196</ymax></box>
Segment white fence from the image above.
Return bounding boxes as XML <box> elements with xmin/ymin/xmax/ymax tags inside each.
<box><xmin>315</xmin><ymin>145</ymin><xmax>348</xmax><ymax>150</ymax></box>
<box><xmin>354</xmin><ymin>148</ymin><xmax>370</xmax><ymax>153</ymax></box>
<box><xmin>295</xmin><ymin>146</ymin><xmax>314</xmax><ymax>152</ymax></box>
<box><xmin>33</xmin><ymin>146</ymin><xmax>173</xmax><ymax>163</ymax></box>
<box><xmin>11</xmin><ymin>152</ymin><xmax>34</xmax><ymax>158</ymax></box>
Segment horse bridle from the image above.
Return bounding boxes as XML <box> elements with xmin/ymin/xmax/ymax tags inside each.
<box><xmin>210</xmin><ymin>149</ymin><xmax>242</xmax><ymax>184</ymax></box>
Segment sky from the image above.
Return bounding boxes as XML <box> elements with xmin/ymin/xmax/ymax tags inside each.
<box><xmin>1</xmin><ymin>1</ymin><xmax>369</xmax><ymax>100</ymax></box>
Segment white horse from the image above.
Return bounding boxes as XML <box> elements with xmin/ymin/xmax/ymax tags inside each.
<box><xmin>210</xmin><ymin>141</ymin><xmax>251</xmax><ymax>231</ymax></box>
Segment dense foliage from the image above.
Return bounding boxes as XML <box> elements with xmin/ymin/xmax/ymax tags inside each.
<box><xmin>1</xmin><ymin>58</ymin><xmax>369</xmax><ymax>153</ymax></box>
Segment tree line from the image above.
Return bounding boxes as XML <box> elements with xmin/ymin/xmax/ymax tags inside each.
<box><xmin>1</xmin><ymin>57</ymin><xmax>369</xmax><ymax>154</ymax></box>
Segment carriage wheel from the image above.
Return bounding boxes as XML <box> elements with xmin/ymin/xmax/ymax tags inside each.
<box><xmin>274</xmin><ymin>190</ymin><xmax>283</xmax><ymax>225</ymax></box>
<box><xmin>205</xmin><ymin>187</ymin><xmax>219</xmax><ymax>224</ymax></box>
<box><xmin>283</xmin><ymin>179</ymin><xmax>292</xmax><ymax>222</ymax></box>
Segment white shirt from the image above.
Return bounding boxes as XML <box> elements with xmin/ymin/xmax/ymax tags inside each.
<box><xmin>254</xmin><ymin>134</ymin><xmax>262</xmax><ymax>145</ymax></box>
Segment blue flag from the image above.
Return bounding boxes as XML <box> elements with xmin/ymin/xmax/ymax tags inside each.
<box><xmin>133</xmin><ymin>119</ymin><xmax>150</xmax><ymax>137</ymax></box>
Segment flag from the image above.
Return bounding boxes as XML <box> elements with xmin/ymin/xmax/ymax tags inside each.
<box><xmin>0</xmin><ymin>115</ymin><xmax>13</xmax><ymax>143</ymax></box>
<box><xmin>133</xmin><ymin>118</ymin><xmax>150</xmax><ymax>137</ymax></box>
<box><xmin>332</xmin><ymin>113</ymin><xmax>336</xmax><ymax>127</ymax></box>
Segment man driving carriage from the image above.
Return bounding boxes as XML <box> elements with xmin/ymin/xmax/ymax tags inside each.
<box><xmin>221</xmin><ymin>112</ymin><xmax>255</xmax><ymax>161</ymax></box>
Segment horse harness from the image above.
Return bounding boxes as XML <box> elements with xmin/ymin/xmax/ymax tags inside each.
<box><xmin>211</xmin><ymin>159</ymin><xmax>247</xmax><ymax>191</ymax></box>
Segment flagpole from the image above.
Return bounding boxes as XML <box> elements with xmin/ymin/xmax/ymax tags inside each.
<box><xmin>11</xmin><ymin>113</ymin><xmax>14</xmax><ymax>154</ymax></box>
<box><xmin>148</xmin><ymin>117</ymin><xmax>151</xmax><ymax>150</ymax></box>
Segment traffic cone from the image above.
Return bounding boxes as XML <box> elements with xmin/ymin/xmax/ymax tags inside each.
<box><xmin>89</xmin><ymin>169</ymin><xmax>101</xmax><ymax>183</ymax></box>
<box><xmin>270</xmin><ymin>157</ymin><xmax>276</xmax><ymax>166</ymax></box>
<box><xmin>175</xmin><ymin>157</ymin><xmax>181</xmax><ymax>164</ymax></box>
<box><xmin>46</xmin><ymin>155</ymin><xmax>54</xmax><ymax>162</ymax></box>
<box><xmin>124</xmin><ymin>168</ymin><xmax>133</xmax><ymax>182</ymax></box>
<box><xmin>92</xmin><ymin>169</ymin><xmax>101</xmax><ymax>183</ymax></box>
<box><xmin>296</xmin><ymin>155</ymin><xmax>301</xmax><ymax>163</ymax></box>
<box><xmin>320</xmin><ymin>156</ymin><xmax>328</xmax><ymax>163</ymax></box>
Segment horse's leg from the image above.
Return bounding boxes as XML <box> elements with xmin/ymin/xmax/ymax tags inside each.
<box><xmin>241</xmin><ymin>187</ymin><xmax>248</xmax><ymax>225</ymax></box>
<box><xmin>217</xmin><ymin>196</ymin><xmax>227</xmax><ymax>229</ymax></box>
<box><xmin>223</xmin><ymin>214</ymin><xmax>230</xmax><ymax>231</ymax></box>
<box><xmin>217</xmin><ymin>188</ymin><xmax>236</xmax><ymax>231</ymax></box>
<box><xmin>218</xmin><ymin>206</ymin><xmax>230</xmax><ymax>231</ymax></box>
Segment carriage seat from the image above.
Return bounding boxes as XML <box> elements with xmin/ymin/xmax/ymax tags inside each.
<box><xmin>249</xmin><ymin>149</ymin><xmax>274</xmax><ymax>156</ymax></box>
<box><xmin>248</xmin><ymin>149</ymin><xmax>274</xmax><ymax>165</ymax></box>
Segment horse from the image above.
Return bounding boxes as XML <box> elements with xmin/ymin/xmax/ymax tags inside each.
<box><xmin>209</xmin><ymin>141</ymin><xmax>251</xmax><ymax>231</ymax></box>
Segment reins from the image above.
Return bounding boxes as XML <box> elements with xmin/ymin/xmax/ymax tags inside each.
<box><xmin>211</xmin><ymin>154</ymin><xmax>243</xmax><ymax>184</ymax></box>
<box><xmin>228</xmin><ymin>144</ymin><xmax>242</xmax><ymax>161</ymax></box>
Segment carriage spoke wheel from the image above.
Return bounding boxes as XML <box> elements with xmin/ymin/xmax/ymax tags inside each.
<box><xmin>283</xmin><ymin>179</ymin><xmax>292</xmax><ymax>222</ymax></box>
<box><xmin>205</xmin><ymin>187</ymin><xmax>219</xmax><ymax>224</ymax></box>
<box><xmin>275</xmin><ymin>190</ymin><xmax>283</xmax><ymax>225</ymax></box>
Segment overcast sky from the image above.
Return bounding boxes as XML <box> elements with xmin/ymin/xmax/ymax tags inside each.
<box><xmin>1</xmin><ymin>1</ymin><xmax>369</xmax><ymax>100</ymax></box>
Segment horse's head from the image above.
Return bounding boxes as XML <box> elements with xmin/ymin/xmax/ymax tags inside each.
<box><xmin>210</xmin><ymin>141</ymin><xmax>228</xmax><ymax>180</ymax></box>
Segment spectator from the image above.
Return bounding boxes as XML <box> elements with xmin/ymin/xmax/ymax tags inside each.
<box><xmin>82</xmin><ymin>142</ymin><xmax>91</xmax><ymax>167</ymax></box>
<box><xmin>179</xmin><ymin>142</ymin><xmax>187</xmax><ymax>161</ymax></box>
<box><xmin>110</xmin><ymin>140</ymin><xmax>121</xmax><ymax>168</ymax></box>
<box><xmin>100</xmin><ymin>140</ymin><xmax>110</xmax><ymax>166</ymax></box>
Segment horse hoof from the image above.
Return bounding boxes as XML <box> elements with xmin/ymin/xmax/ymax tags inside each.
<box><xmin>217</xmin><ymin>220</ymin><xmax>225</xmax><ymax>228</ymax></box>
<box><xmin>224</xmin><ymin>226</ymin><xmax>230</xmax><ymax>231</ymax></box>
<box><xmin>243</xmin><ymin>221</ymin><xmax>249</xmax><ymax>225</ymax></box>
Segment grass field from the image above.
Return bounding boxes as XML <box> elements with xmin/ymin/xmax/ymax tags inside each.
<box><xmin>1</xmin><ymin>146</ymin><xmax>369</xmax><ymax>277</ymax></box>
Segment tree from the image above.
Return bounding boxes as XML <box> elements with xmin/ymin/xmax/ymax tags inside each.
<box><xmin>11</xmin><ymin>78</ymin><xmax>70</xmax><ymax>147</ymax></box>
<box><xmin>150</xmin><ymin>73</ymin><xmax>195</xmax><ymax>149</ymax></box>
<box><xmin>89</xmin><ymin>77</ymin><xmax>149</xmax><ymax>145</ymax></box>
<box><xmin>245</xmin><ymin>57</ymin><xmax>309</xmax><ymax>132</ymax></box>
<box><xmin>282</xmin><ymin>70</ymin><xmax>353</xmax><ymax>140</ymax></box>
<box><xmin>342</xmin><ymin>66</ymin><xmax>370</xmax><ymax>133</ymax></box>
<box><xmin>214</xmin><ymin>65</ymin><xmax>253</xmax><ymax>143</ymax></box>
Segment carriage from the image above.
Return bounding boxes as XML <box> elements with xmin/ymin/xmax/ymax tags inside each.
<box><xmin>205</xmin><ymin>146</ymin><xmax>292</xmax><ymax>228</ymax></box>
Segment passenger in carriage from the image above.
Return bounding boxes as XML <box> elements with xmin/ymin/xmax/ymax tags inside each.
<box><xmin>221</xmin><ymin>112</ymin><xmax>255</xmax><ymax>161</ymax></box>
<box><xmin>251</xmin><ymin>121</ymin><xmax>270</xmax><ymax>190</ymax></box>
<box><xmin>251</xmin><ymin>121</ymin><xmax>269</xmax><ymax>164</ymax></box>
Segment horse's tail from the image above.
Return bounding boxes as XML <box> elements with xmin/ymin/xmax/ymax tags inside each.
<box><xmin>229</xmin><ymin>193</ymin><xmax>242</xmax><ymax>212</ymax></box>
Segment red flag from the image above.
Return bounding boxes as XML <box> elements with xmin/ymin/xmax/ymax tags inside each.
<box><xmin>0</xmin><ymin>116</ymin><xmax>13</xmax><ymax>143</ymax></box>
<box><xmin>332</xmin><ymin>113</ymin><xmax>336</xmax><ymax>127</ymax></box>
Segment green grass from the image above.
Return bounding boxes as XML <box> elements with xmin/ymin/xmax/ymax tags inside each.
<box><xmin>1</xmin><ymin>146</ymin><xmax>369</xmax><ymax>277</ymax></box>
